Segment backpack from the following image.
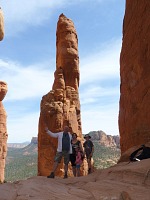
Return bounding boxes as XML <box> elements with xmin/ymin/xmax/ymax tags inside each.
<box><xmin>130</xmin><ymin>145</ymin><xmax>150</xmax><ymax>161</ymax></box>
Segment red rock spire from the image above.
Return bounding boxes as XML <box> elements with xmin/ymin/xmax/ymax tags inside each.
<box><xmin>38</xmin><ymin>14</ymin><xmax>86</xmax><ymax>177</ymax></box>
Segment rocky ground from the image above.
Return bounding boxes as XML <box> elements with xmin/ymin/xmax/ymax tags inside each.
<box><xmin>1</xmin><ymin>159</ymin><xmax>150</xmax><ymax>200</ymax></box>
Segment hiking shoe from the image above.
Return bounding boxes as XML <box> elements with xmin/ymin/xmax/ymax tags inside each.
<box><xmin>47</xmin><ymin>172</ymin><xmax>55</xmax><ymax>178</ymax></box>
<box><xmin>63</xmin><ymin>174</ymin><xmax>68</xmax><ymax>179</ymax></box>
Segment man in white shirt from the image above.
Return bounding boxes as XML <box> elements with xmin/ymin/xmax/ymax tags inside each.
<box><xmin>45</xmin><ymin>126</ymin><xmax>72</xmax><ymax>179</ymax></box>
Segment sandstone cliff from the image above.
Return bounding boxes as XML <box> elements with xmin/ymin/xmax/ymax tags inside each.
<box><xmin>0</xmin><ymin>81</ymin><xmax>8</xmax><ymax>183</ymax></box>
<box><xmin>119</xmin><ymin>0</ymin><xmax>150</xmax><ymax>154</ymax></box>
<box><xmin>38</xmin><ymin>14</ymin><xmax>85</xmax><ymax>177</ymax></box>
<box><xmin>0</xmin><ymin>8</ymin><xmax>4</xmax><ymax>41</ymax></box>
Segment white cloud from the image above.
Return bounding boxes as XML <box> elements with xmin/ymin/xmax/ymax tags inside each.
<box><xmin>79</xmin><ymin>38</ymin><xmax>121</xmax><ymax>135</ymax></box>
<box><xmin>0</xmin><ymin>59</ymin><xmax>54</xmax><ymax>101</ymax></box>
<box><xmin>1</xmin><ymin>37</ymin><xmax>121</xmax><ymax>142</ymax></box>
<box><xmin>1</xmin><ymin>0</ymin><xmax>69</xmax><ymax>36</ymax></box>
<box><xmin>80</xmin><ymin>38</ymin><xmax>121</xmax><ymax>85</ymax></box>
<box><xmin>80</xmin><ymin>85</ymin><xmax>119</xmax><ymax>105</ymax></box>
<box><xmin>81</xmin><ymin>104</ymin><xmax>119</xmax><ymax>136</ymax></box>
<box><xmin>1</xmin><ymin>0</ymin><xmax>117</xmax><ymax>36</ymax></box>
<box><xmin>7</xmin><ymin>111</ymin><xmax>39</xmax><ymax>143</ymax></box>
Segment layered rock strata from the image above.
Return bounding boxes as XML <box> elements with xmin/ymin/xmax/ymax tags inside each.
<box><xmin>119</xmin><ymin>0</ymin><xmax>150</xmax><ymax>154</ymax></box>
<box><xmin>0</xmin><ymin>81</ymin><xmax>8</xmax><ymax>183</ymax></box>
<box><xmin>0</xmin><ymin>8</ymin><xmax>4</xmax><ymax>41</ymax></box>
<box><xmin>38</xmin><ymin>14</ymin><xmax>85</xmax><ymax>177</ymax></box>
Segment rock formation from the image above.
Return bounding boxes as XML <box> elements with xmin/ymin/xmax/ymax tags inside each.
<box><xmin>1</xmin><ymin>159</ymin><xmax>150</xmax><ymax>200</ymax></box>
<box><xmin>0</xmin><ymin>8</ymin><xmax>4</xmax><ymax>41</ymax></box>
<box><xmin>38</xmin><ymin>14</ymin><xmax>85</xmax><ymax>177</ymax></box>
<box><xmin>0</xmin><ymin>81</ymin><xmax>8</xmax><ymax>183</ymax></box>
<box><xmin>87</xmin><ymin>131</ymin><xmax>120</xmax><ymax>148</ymax></box>
<box><xmin>119</xmin><ymin>0</ymin><xmax>150</xmax><ymax>154</ymax></box>
<box><xmin>31</xmin><ymin>137</ymin><xmax>38</xmax><ymax>145</ymax></box>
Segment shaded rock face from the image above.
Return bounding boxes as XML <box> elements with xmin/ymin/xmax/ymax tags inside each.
<box><xmin>0</xmin><ymin>81</ymin><xmax>8</xmax><ymax>183</ymax></box>
<box><xmin>119</xmin><ymin>0</ymin><xmax>150</xmax><ymax>154</ymax></box>
<box><xmin>88</xmin><ymin>131</ymin><xmax>120</xmax><ymax>148</ymax></box>
<box><xmin>38</xmin><ymin>14</ymin><xmax>84</xmax><ymax>177</ymax></box>
<box><xmin>0</xmin><ymin>8</ymin><xmax>4</xmax><ymax>41</ymax></box>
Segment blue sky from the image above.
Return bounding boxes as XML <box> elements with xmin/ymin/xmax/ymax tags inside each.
<box><xmin>0</xmin><ymin>0</ymin><xmax>125</xmax><ymax>143</ymax></box>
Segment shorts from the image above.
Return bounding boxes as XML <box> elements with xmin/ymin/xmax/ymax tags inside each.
<box><xmin>70</xmin><ymin>154</ymin><xmax>76</xmax><ymax>167</ymax></box>
<box><xmin>76</xmin><ymin>164</ymin><xmax>80</xmax><ymax>169</ymax></box>
<box><xmin>54</xmin><ymin>151</ymin><xmax>70</xmax><ymax>165</ymax></box>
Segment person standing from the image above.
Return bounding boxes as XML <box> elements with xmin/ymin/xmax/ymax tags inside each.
<box><xmin>70</xmin><ymin>133</ymin><xmax>83</xmax><ymax>176</ymax></box>
<box><xmin>45</xmin><ymin>125</ymin><xmax>72</xmax><ymax>179</ymax></box>
<box><xmin>83</xmin><ymin>134</ymin><xmax>94</xmax><ymax>174</ymax></box>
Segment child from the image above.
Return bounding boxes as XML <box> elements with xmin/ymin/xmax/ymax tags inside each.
<box><xmin>75</xmin><ymin>146</ymin><xmax>83</xmax><ymax>177</ymax></box>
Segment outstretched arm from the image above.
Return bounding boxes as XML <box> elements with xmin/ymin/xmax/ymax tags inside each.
<box><xmin>45</xmin><ymin>127</ymin><xmax>58</xmax><ymax>138</ymax></box>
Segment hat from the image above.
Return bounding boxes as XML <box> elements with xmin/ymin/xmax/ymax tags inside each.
<box><xmin>84</xmin><ymin>134</ymin><xmax>91</xmax><ymax>139</ymax></box>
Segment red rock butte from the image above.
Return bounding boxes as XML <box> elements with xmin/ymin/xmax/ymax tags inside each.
<box><xmin>119</xmin><ymin>0</ymin><xmax>150</xmax><ymax>154</ymax></box>
<box><xmin>38</xmin><ymin>14</ymin><xmax>87</xmax><ymax>177</ymax></box>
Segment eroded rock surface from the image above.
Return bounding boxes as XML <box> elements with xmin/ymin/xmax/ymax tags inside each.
<box><xmin>0</xmin><ymin>81</ymin><xmax>8</xmax><ymax>183</ymax></box>
<box><xmin>119</xmin><ymin>0</ymin><xmax>150</xmax><ymax>153</ymax></box>
<box><xmin>38</xmin><ymin>14</ymin><xmax>85</xmax><ymax>177</ymax></box>
<box><xmin>0</xmin><ymin>159</ymin><xmax>150</xmax><ymax>200</ymax></box>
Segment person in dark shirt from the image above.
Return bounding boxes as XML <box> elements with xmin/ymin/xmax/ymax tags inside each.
<box><xmin>70</xmin><ymin>133</ymin><xmax>83</xmax><ymax>176</ymax></box>
<box><xmin>83</xmin><ymin>134</ymin><xmax>94</xmax><ymax>174</ymax></box>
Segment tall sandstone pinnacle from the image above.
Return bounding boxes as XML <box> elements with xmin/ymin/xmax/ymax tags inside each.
<box><xmin>119</xmin><ymin>0</ymin><xmax>150</xmax><ymax>154</ymax></box>
<box><xmin>0</xmin><ymin>81</ymin><xmax>8</xmax><ymax>183</ymax></box>
<box><xmin>0</xmin><ymin>8</ymin><xmax>4</xmax><ymax>41</ymax></box>
<box><xmin>38</xmin><ymin>14</ymin><xmax>86</xmax><ymax>176</ymax></box>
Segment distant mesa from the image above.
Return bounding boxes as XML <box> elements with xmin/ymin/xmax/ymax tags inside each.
<box><xmin>7</xmin><ymin>137</ymin><xmax>38</xmax><ymax>148</ymax></box>
<box><xmin>31</xmin><ymin>137</ymin><xmax>38</xmax><ymax>144</ymax></box>
<box><xmin>7</xmin><ymin>142</ymin><xmax>30</xmax><ymax>148</ymax></box>
<box><xmin>84</xmin><ymin>131</ymin><xmax>120</xmax><ymax>148</ymax></box>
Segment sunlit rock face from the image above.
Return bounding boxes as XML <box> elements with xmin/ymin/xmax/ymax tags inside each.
<box><xmin>0</xmin><ymin>8</ymin><xmax>4</xmax><ymax>41</ymax></box>
<box><xmin>119</xmin><ymin>0</ymin><xmax>150</xmax><ymax>154</ymax></box>
<box><xmin>38</xmin><ymin>14</ymin><xmax>86</xmax><ymax>177</ymax></box>
<box><xmin>0</xmin><ymin>81</ymin><xmax>8</xmax><ymax>183</ymax></box>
